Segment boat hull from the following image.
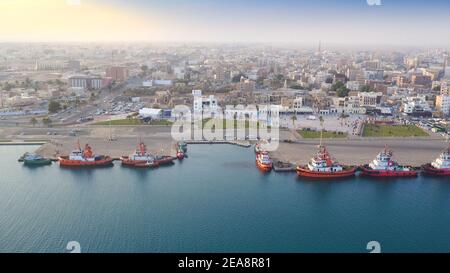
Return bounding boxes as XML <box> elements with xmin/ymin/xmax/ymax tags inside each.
<box><xmin>296</xmin><ymin>166</ymin><xmax>356</xmax><ymax>179</ymax></box>
<box><xmin>256</xmin><ymin>160</ymin><xmax>272</xmax><ymax>172</ymax></box>
<box><xmin>360</xmin><ymin>166</ymin><xmax>418</xmax><ymax>177</ymax></box>
<box><xmin>58</xmin><ymin>156</ymin><xmax>113</xmax><ymax>167</ymax></box>
<box><xmin>422</xmin><ymin>164</ymin><xmax>450</xmax><ymax>176</ymax></box>
<box><xmin>154</xmin><ymin>156</ymin><xmax>176</xmax><ymax>166</ymax></box>
<box><xmin>23</xmin><ymin>159</ymin><xmax>52</xmax><ymax>166</ymax></box>
<box><xmin>177</xmin><ymin>152</ymin><xmax>185</xmax><ymax>160</ymax></box>
<box><xmin>121</xmin><ymin>157</ymin><xmax>159</xmax><ymax>168</ymax></box>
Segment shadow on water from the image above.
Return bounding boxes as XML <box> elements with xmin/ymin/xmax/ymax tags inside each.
<box><xmin>21</xmin><ymin>164</ymin><xmax>53</xmax><ymax>171</ymax></box>
<box><xmin>57</xmin><ymin>165</ymin><xmax>113</xmax><ymax>181</ymax></box>
<box><xmin>122</xmin><ymin>167</ymin><xmax>151</xmax><ymax>180</ymax></box>
<box><xmin>296</xmin><ymin>175</ymin><xmax>356</xmax><ymax>184</ymax></box>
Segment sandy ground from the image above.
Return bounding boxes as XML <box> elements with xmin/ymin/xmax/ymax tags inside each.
<box><xmin>35</xmin><ymin>136</ymin><xmax>175</xmax><ymax>159</ymax></box>
<box><xmin>271</xmin><ymin>138</ymin><xmax>448</xmax><ymax>167</ymax></box>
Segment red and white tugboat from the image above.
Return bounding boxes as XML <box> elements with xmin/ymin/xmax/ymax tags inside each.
<box><xmin>121</xmin><ymin>141</ymin><xmax>158</xmax><ymax>168</ymax></box>
<box><xmin>256</xmin><ymin>151</ymin><xmax>273</xmax><ymax>172</ymax></box>
<box><xmin>296</xmin><ymin>145</ymin><xmax>356</xmax><ymax>179</ymax></box>
<box><xmin>59</xmin><ymin>141</ymin><xmax>113</xmax><ymax>167</ymax></box>
<box><xmin>422</xmin><ymin>144</ymin><xmax>450</xmax><ymax>176</ymax></box>
<box><xmin>360</xmin><ymin>146</ymin><xmax>418</xmax><ymax>177</ymax></box>
<box><xmin>176</xmin><ymin>148</ymin><xmax>185</xmax><ymax>160</ymax></box>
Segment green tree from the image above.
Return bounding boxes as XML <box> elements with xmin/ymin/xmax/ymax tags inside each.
<box><xmin>360</xmin><ymin>85</ymin><xmax>374</xmax><ymax>92</ymax></box>
<box><xmin>331</xmin><ymin>81</ymin><xmax>345</xmax><ymax>91</ymax></box>
<box><xmin>336</xmin><ymin>87</ymin><xmax>350</xmax><ymax>97</ymax></box>
<box><xmin>291</xmin><ymin>114</ymin><xmax>297</xmax><ymax>128</ymax></box>
<box><xmin>48</xmin><ymin>100</ymin><xmax>61</xmax><ymax>113</ymax></box>
<box><xmin>141</xmin><ymin>65</ymin><xmax>149</xmax><ymax>75</ymax></box>
<box><xmin>231</xmin><ymin>73</ymin><xmax>245</xmax><ymax>83</ymax></box>
<box><xmin>433</xmin><ymin>85</ymin><xmax>441</xmax><ymax>92</ymax></box>
<box><xmin>90</xmin><ymin>92</ymin><xmax>96</xmax><ymax>102</ymax></box>
<box><xmin>331</xmin><ymin>81</ymin><xmax>350</xmax><ymax>97</ymax></box>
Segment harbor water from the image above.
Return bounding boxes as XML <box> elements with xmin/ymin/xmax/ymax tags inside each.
<box><xmin>0</xmin><ymin>145</ymin><xmax>449</xmax><ymax>253</ymax></box>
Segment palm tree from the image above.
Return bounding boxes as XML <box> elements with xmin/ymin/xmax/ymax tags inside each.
<box><xmin>291</xmin><ymin>113</ymin><xmax>297</xmax><ymax>128</ymax></box>
<box><xmin>30</xmin><ymin>117</ymin><xmax>37</xmax><ymax>127</ymax></box>
<box><xmin>42</xmin><ymin>117</ymin><xmax>52</xmax><ymax>127</ymax></box>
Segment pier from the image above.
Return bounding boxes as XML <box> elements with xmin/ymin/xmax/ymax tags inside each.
<box><xmin>184</xmin><ymin>140</ymin><xmax>252</xmax><ymax>148</ymax></box>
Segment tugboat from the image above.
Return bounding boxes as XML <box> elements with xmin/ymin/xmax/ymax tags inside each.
<box><xmin>20</xmin><ymin>153</ymin><xmax>52</xmax><ymax>166</ymax></box>
<box><xmin>422</xmin><ymin>144</ymin><xmax>450</xmax><ymax>176</ymax></box>
<box><xmin>360</xmin><ymin>146</ymin><xmax>418</xmax><ymax>177</ymax></box>
<box><xmin>296</xmin><ymin>145</ymin><xmax>356</xmax><ymax>178</ymax></box>
<box><xmin>178</xmin><ymin>141</ymin><xmax>188</xmax><ymax>153</ymax></box>
<box><xmin>121</xmin><ymin>141</ymin><xmax>158</xmax><ymax>168</ymax></box>
<box><xmin>254</xmin><ymin>143</ymin><xmax>263</xmax><ymax>154</ymax></box>
<box><xmin>58</xmin><ymin>141</ymin><xmax>113</xmax><ymax>167</ymax></box>
<box><xmin>254</xmin><ymin>140</ymin><xmax>269</xmax><ymax>154</ymax></box>
<box><xmin>256</xmin><ymin>151</ymin><xmax>272</xmax><ymax>172</ymax></box>
<box><xmin>176</xmin><ymin>148</ymin><xmax>185</xmax><ymax>160</ymax></box>
<box><xmin>176</xmin><ymin>141</ymin><xmax>187</xmax><ymax>160</ymax></box>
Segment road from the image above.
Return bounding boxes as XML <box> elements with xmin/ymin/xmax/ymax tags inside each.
<box><xmin>0</xmin><ymin>75</ymin><xmax>143</xmax><ymax>127</ymax></box>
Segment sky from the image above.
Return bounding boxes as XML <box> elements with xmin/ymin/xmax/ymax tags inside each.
<box><xmin>0</xmin><ymin>0</ymin><xmax>450</xmax><ymax>46</ymax></box>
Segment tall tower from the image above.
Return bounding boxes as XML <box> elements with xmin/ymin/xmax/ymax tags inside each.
<box><xmin>318</xmin><ymin>40</ymin><xmax>322</xmax><ymax>55</ymax></box>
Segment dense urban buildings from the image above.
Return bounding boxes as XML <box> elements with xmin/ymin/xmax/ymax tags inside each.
<box><xmin>0</xmin><ymin>43</ymin><xmax>450</xmax><ymax>136</ymax></box>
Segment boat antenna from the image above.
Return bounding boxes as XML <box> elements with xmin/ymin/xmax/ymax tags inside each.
<box><xmin>319</xmin><ymin>115</ymin><xmax>324</xmax><ymax>147</ymax></box>
<box><xmin>77</xmin><ymin>138</ymin><xmax>81</xmax><ymax>150</ymax></box>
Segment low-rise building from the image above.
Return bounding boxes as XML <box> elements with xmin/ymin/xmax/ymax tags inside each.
<box><xmin>436</xmin><ymin>95</ymin><xmax>450</xmax><ymax>116</ymax></box>
<box><xmin>403</xmin><ymin>96</ymin><xmax>433</xmax><ymax>117</ymax></box>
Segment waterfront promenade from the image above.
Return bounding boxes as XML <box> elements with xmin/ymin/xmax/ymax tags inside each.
<box><xmin>1</xmin><ymin>125</ymin><xmax>447</xmax><ymax>166</ymax></box>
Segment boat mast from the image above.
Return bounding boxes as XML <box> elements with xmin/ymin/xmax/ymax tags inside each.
<box><xmin>319</xmin><ymin>115</ymin><xmax>324</xmax><ymax>147</ymax></box>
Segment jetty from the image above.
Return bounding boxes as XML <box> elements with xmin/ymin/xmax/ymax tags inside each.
<box><xmin>184</xmin><ymin>140</ymin><xmax>251</xmax><ymax>148</ymax></box>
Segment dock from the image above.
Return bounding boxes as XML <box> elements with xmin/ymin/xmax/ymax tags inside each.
<box><xmin>272</xmin><ymin>159</ymin><xmax>296</xmax><ymax>172</ymax></box>
<box><xmin>184</xmin><ymin>140</ymin><xmax>251</xmax><ymax>148</ymax></box>
<box><xmin>0</xmin><ymin>141</ymin><xmax>48</xmax><ymax>145</ymax></box>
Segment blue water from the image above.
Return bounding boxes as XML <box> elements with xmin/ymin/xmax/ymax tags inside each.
<box><xmin>0</xmin><ymin>144</ymin><xmax>449</xmax><ymax>253</ymax></box>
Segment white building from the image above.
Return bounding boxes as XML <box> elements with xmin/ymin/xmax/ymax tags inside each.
<box><xmin>403</xmin><ymin>96</ymin><xmax>432</xmax><ymax>115</ymax></box>
<box><xmin>68</xmin><ymin>74</ymin><xmax>103</xmax><ymax>90</ymax></box>
<box><xmin>445</xmin><ymin>67</ymin><xmax>450</xmax><ymax>78</ymax></box>
<box><xmin>332</xmin><ymin>96</ymin><xmax>366</xmax><ymax>114</ymax></box>
<box><xmin>291</xmin><ymin>97</ymin><xmax>314</xmax><ymax>114</ymax></box>
<box><xmin>346</xmin><ymin>81</ymin><xmax>360</xmax><ymax>91</ymax></box>
<box><xmin>138</xmin><ymin>108</ymin><xmax>163</xmax><ymax>119</ymax></box>
<box><xmin>441</xmin><ymin>81</ymin><xmax>450</xmax><ymax>96</ymax></box>
<box><xmin>192</xmin><ymin>90</ymin><xmax>218</xmax><ymax>113</ymax></box>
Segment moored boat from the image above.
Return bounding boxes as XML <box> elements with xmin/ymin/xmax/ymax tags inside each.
<box><xmin>177</xmin><ymin>141</ymin><xmax>188</xmax><ymax>153</ymax></box>
<box><xmin>154</xmin><ymin>155</ymin><xmax>176</xmax><ymax>166</ymax></box>
<box><xmin>296</xmin><ymin>145</ymin><xmax>356</xmax><ymax>179</ymax></box>
<box><xmin>360</xmin><ymin>146</ymin><xmax>417</xmax><ymax>177</ymax></box>
<box><xmin>58</xmin><ymin>142</ymin><xmax>113</xmax><ymax>167</ymax></box>
<box><xmin>176</xmin><ymin>149</ymin><xmax>185</xmax><ymax>160</ymax></box>
<box><xmin>21</xmin><ymin>153</ymin><xmax>52</xmax><ymax>166</ymax></box>
<box><xmin>254</xmin><ymin>143</ymin><xmax>263</xmax><ymax>154</ymax></box>
<box><xmin>121</xmin><ymin>141</ymin><xmax>158</xmax><ymax>168</ymax></box>
<box><xmin>256</xmin><ymin>151</ymin><xmax>272</xmax><ymax>172</ymax></box>
<box><xmin>422</xmin><ymin>144</ymin><xmax>450</xmax><ymax>176</ymax></box>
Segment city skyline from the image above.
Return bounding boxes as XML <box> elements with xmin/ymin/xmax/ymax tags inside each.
<box><xmin>0</xmin><ymin>0</ymin><xmax>450</xmax><ymax>46</ymax></box>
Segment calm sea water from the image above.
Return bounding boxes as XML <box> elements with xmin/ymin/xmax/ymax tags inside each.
<box><xmin>0</xmin><ymin>144</ymin><xmax>449</xmax><ymax>253</ymax></box>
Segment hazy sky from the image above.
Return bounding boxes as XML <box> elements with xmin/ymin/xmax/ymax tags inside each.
<box><xmin>1</xmin><ymin>0</ymin><xmax>450</xmax><ymax>46</ymax></box>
